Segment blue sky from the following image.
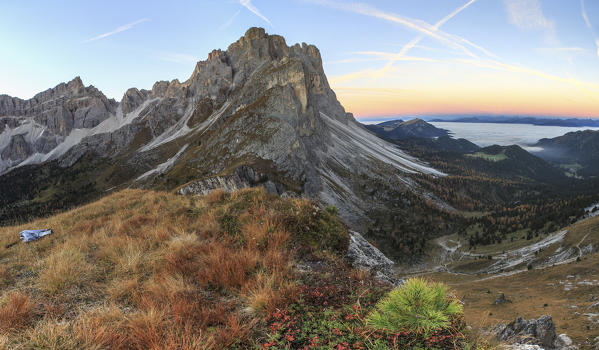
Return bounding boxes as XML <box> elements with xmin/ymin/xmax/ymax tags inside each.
<box><xmin>1</xmin><ymin>0</ymin><xmax>598</xmax><ymax>118</ymax></box>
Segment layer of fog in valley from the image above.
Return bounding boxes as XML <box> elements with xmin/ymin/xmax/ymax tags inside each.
<box><xmin>430</xmin><ymin>122</ymin><xmax>599</xmax><ymax>152</ymax></box>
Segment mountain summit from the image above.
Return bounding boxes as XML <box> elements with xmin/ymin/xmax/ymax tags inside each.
<box><xmin>0</xmin><ymin>27</ymin><xmax>444</xmax><ymax>233</ymax></box>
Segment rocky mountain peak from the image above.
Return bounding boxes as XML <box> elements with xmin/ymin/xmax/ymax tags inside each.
<box><xmin>0</xmin><ymin>27</ymin><xmax>444</xmax><ymax>233</ymax></box>
<box><xmin>207</xmin><ymin>49</ymin><xmax>226</xmax><ymax>62</ymax></box>
<box><xmin>243</xmin><ymin>26</ymin><xmax>268</xmax><ymax>40</ymax></box>
<box><xmin>66</xmin><ymin>76</ymin><xmax>85</xmax><ymax>95</ymax></box>
<box><xmin>122</xmin><ymin>88</ymin><xmax>151</xmax><ymax>115</ymax></box>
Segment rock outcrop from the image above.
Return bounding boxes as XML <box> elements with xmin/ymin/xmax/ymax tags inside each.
<box><xmin>496</xmin><ymin>315</ymin><xmax>577</xmax><ymax>349</ymax></box>
<box><xmin>347</xmin><ymin>231</ymin><xmax>397</xmax><ymax>284</ymax></box>
<box><xmin>178</xmin><ymin>166</ymin><xmax>283</xmax><ymax>196</ymax></box>
<box><xmin>495</xmin><ymin>293</ymin><xmax>512</xmax><ymax>305</ymax></box>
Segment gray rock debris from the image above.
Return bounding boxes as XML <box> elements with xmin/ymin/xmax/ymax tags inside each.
<box><xmin>496</xmin><ymin>315</ymin><xmax>577</xmax><ymax>349</ymax></box>
<box><xmin>499</xmin><ymin>345</ymin><xmax>544</xmax><ymax>350</ymax></box>
<box><xmin>347</xmin><ymin>231</ymin><xmax>398</xmax><ymax>285</ymax></box>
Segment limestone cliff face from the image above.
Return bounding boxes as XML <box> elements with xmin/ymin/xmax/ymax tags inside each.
<box><xmin>0</xmin><ymin>77</ymin><xmax>117</xmax><ymax>172</ymax></box>
<box><xmin>0</xmin><ymin>27</ymin><xmax>444</xmax><ymax>230</ymax></box>
<box><xmin>0</xmin><ymin>77</ymin><xmax>116</xmax><ymax>134</ymax></box>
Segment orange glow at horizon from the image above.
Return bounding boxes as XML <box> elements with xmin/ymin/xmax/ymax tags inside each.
<box><xmin>335</xmin><ymin>87</ymin><xmax>599</xmax><ymax>118</ymax></box>
<box><xmin>328</xmin><ymin>60</ymin><xmax>599</xmax><ymax>119</ymax></box>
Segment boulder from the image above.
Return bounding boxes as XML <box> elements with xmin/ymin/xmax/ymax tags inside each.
<box><xmin>495</xmin><ymin>293</ymin><xmax>512</xmax><ymax>305</ymax></box>
<box><xmin>496</xmin><ymin>315</ymin><xmax>577</xmax><ymax>349</ymax></box>
<box><xmin>347</xmin><ymin>231</ymin><xmax>398</xmax><ymax>285</ymax></box>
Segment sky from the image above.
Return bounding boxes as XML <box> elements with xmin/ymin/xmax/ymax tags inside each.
<box><xmin>1</xmin><ymin>0</ymin><xmax>598</xmax><ymax>120</ymax></box>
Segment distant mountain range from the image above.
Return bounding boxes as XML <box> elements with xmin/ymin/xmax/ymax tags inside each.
<box><xmin>427</xmin><ymin>116</ymin><xmax>599</xmax><ymax>127</ymax></box>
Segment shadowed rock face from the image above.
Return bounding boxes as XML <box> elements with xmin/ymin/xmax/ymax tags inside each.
<box><xmin>0</xmin><ymin>27</ymin><xmax>444</xmax><ymax>234</ymax></box>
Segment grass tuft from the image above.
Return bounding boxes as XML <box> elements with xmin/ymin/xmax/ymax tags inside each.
<box><xmin>37</xmin><ymin>246</ymin><xmax>94</xmax><ymax>295</ymax></box>
<box><xmin>367</xmin><ymin>278</ymin><xmax>463</xmax><ymax>336</ymax></box>
<box><xmin>0</xmin><ymin>291</ymin><xmax>37</xmax><ymax>333</ymax></box>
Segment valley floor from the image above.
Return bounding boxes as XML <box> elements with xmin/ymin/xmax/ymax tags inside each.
<box><xmin>433</xmin><ymin>253</ymin><xmax>599</xmax><ymax>348</ymax></box>
<box><xmin>401</xmin><ymin>212</ymin><xmax>599</xmax><ymax>348</ymax></box>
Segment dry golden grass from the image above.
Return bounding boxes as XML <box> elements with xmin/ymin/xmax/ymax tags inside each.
<box><xmin>0</xmin><ymin>291</ymin><xmax>37</xmax><ymax>333</ymax></box>
<box><xmin>0</xmin><ymin>187</ymin><xmax>348</xmax><ymax>349</ymax></box>
<box><xmin>37</xmin><ymin>245</ymin><xmax>95</xmax><ymax>295</ymax></box>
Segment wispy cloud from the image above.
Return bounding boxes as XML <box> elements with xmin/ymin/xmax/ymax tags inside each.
<box><xmin>157</xmin><ymin>53</ymin><xmax>197</xmax><ymax>64</ymax></box>
<box><xmin>220</xmin><ymin>9</ymin><xmax>242</xmax><ymax>31</ymax></box>
<box><xmin>310</xmin><ymin>0</ymin><xmax>599</xmax><ymax>106</ymax></box>
<box><xmin>240</xmin><ymin>0</ymin><xmax>272</xmax><ymax>26</ymax></box>
<box><xmin>537</xmin><ymin>47</ymin><xmax>587</xmax><ymax>52</ymax></box>
<box><xmin>456</xmin><ymin>57</ymin><xmax>599</xmax><ymax>99</ymax></box>
<box><xmin>503</xmin><ymin>0</ymin><xmax>556</xmax><ymax>43</ymax></box>
<box><xmin>581</xmin><ymin>0</ymin><xmax>599</xmax><ymax>57</ymax></box>
<box><xmin>82</xmin><ymin>18</ymin><xmax>149</xmax><ymax>43</ymax></box>
<box><xmin>328</xmin><ymin>52</ymin><xmax>438</xmax><ymax>65</ymax></box>
<box><xmin>305</xmin><ymin>0</ymin><xmax>481</xmax><ymax>59</ymax></box>
<box><xmin>581</xmin><ymin>0</ymin><xmax>593</xmax><ymax>29</ymax></box>
<box><xmin>370</xmin><ymin>0</ymin><xmax>481</xmax><ymax>80</ymax></box>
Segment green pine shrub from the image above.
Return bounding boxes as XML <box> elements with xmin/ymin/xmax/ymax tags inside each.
<box><xmin>366</xmin><ymin>277</ymin><xmax>463</xmax><ymax>336</ymax></box>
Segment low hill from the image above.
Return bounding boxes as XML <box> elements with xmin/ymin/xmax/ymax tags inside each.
<box><xmin>535</xmin><ymin>130</ymin><xmax>599</xmax><ymax>178</ymax></box>
<box><xmin>400</xmin><ymin>136</ymin><xmax>480</xmax><ymax>154</ymax></box>
<box><xmin>464</xmin><ymin>145</ymin><xmax>567</xmax><ymax>183</ymax></box>
<box><xmin>365</xmin><ymin>118</ymin><xmax>449</xmax><ymax>140</ymax></box>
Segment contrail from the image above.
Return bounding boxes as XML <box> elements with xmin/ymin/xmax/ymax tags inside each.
<box><xmin>240</xmin><ymin>0</ymin><xmax>272</xmax><ymax>26</ymax></box>
<box><xmin>82</xmin><ymin>18</ymin><xmax>149</xmax><ymax>43</ymax></box>
<box><xmin>581</xmin><ymin>0</ymin><xmax>599</xmax><ymax>57</ymax></box>
<box><xmin>371</xmin><ymin>0</ymin><xmax>480</xmax><ymax>80</ymax></box>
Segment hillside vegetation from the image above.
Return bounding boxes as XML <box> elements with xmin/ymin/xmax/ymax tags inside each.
<box><xmin>0</xmin><ymin>188</ymin><xmax>478</xmax><ymax>349</ymax></box>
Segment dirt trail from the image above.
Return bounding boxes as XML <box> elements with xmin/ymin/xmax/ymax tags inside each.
<box><xmin>400</xmin><ymin>205</ymin><xmax>598</xmax><ymax>280</ymax></box>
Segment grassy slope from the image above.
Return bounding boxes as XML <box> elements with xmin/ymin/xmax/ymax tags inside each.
<box><xmin>0</xmin><ymin>188</ymin><xmax>362</xmax><ymax>349</ymax></box>
<box><xmin>0</xmin><ymin>187</ymin><xmax>491</xmax><ymax>349</ymax></box>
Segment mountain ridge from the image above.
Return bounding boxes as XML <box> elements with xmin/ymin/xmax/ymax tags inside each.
<box><xmin>0</xmin><ymin>28</ymin><xmax>449</xmax><ymax>249</ymax></box>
